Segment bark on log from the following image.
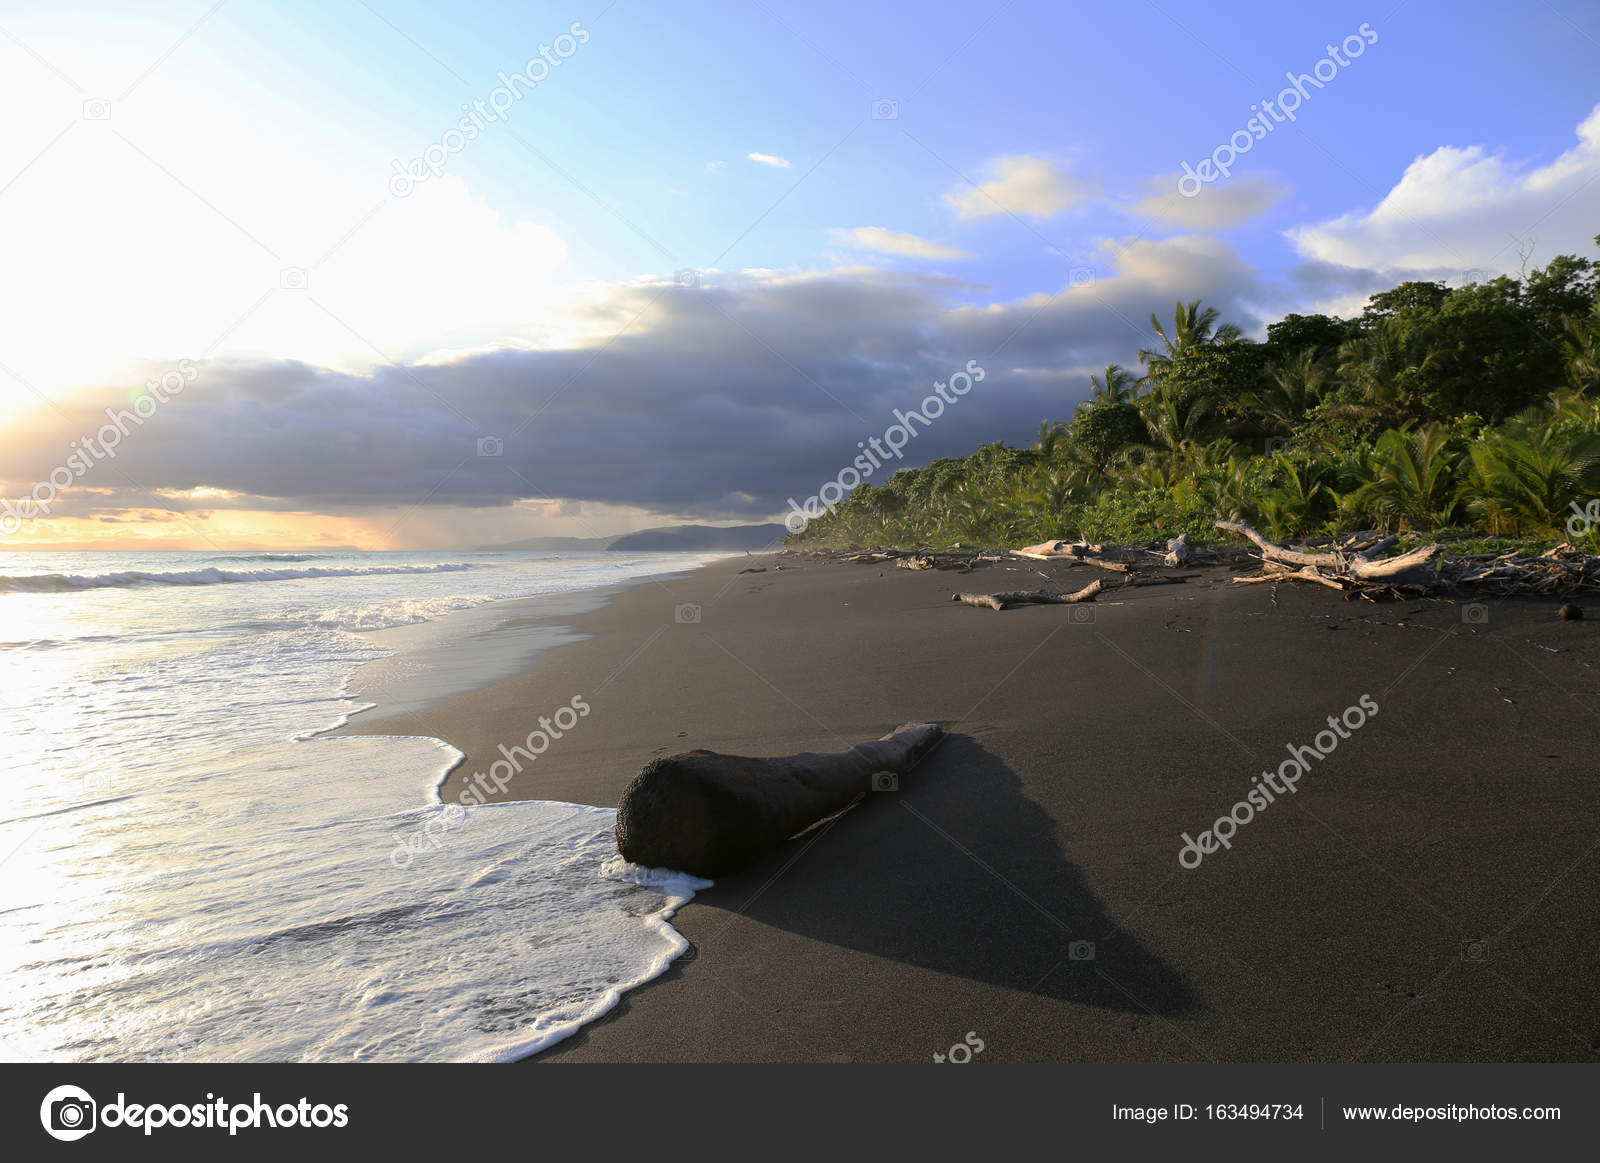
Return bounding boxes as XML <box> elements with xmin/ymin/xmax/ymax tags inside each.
<box><xmin>1215</xmin><ymin>519</ymin><xmax>1343</xmax><ymax>566</ymax></box>
<box><xmin>1218</xmin><ymin>519</ymin><xmax>1441</xmax><ymax>590</ymax></box>
<box><xmin>1346</xmin><ymin>542</ymin><xmax>1440</xmax><ymax>580</ymax></box>
<box><xmin>1233</xmin><ymin>568</ymin><xmax>1345</xmax><ymax>591</ymax></box>
<box><xmin>1081</xmin><ymin>556</ymin><xmax>1131</xmax><ymax>573</ymax></box>
<box><xmin>614</xmin><ymin>722</ymin><xmax>944</xmax><ymax>877</ymax></box>
<box><xmin>1013</xmin><ymin>539</ymin><xmax>1074</xmax><ymax>560</ymax></box>
<box><xmin>950</xmin><ymin>578</ymin><xmax>1106</xmax><ymax>610</ymax></box>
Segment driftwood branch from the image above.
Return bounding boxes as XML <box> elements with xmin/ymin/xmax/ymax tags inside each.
<box><xmin>1215</xmin><ymin>519</ymin><xmax>1344</xmax><ymax>567</ymax></box>
<box><xmin>1234</xmin><ymin>567</ymin><xmax>1345</xmax><ymax>591</ymax></box>
<box><xmin>1217</xmin><ymin>519</ymin><xmax>1455</xmax><ymax>597</ymax></box>
<box><xmin>1081</xmin><ymin>556</ymin><xmax>1131</xmax><ymax>573</ymax></box>
<box><xmin>951</xmin><ymin>578</ymin><xmax>1106</xmax><ymax>611</ymax></box>
<box><xmin>1346</xmin><ymin>543</ymin><xmax>1440</xmax><ymax>580</ymax></box>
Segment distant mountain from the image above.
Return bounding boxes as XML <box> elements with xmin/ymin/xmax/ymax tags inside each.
<box><xmin>606</xmin><ymin>523</ymin><xmax>786</xmax><ymax>552</ymax></box>
<box><xmin>477</xmin><ymin>523</ymin><xmax>785</xmax><ymax>553</ymax></box>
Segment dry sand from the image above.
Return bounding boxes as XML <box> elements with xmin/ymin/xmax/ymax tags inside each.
<box><xmin>344</xmin><ymin>552</ymin><xmax>1600</xmax><ymax>1062</ymax></box>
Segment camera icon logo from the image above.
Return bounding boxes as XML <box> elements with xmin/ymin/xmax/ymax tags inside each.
<box><xmin>675</xmin><ymin>603</ymin><xmax>701</xmax><ymax>624</ymax></box>
<box><xmin>1068</xmin><ymin>267</ymin><xmax>1095</xmax><ymax>288</ymax></box>
<box><xmin>1265</xmin><ymin>436</ymin><xmax>1290</xmax><ymax>454</ymax></box>
<box><xmin>40</xmin><ymin>1085</ymin><xmax>96</xmax><ymax>1141</ymax></box>
<box><xmin>871</xmin><ymin>98</ymin><xmax>899</xmax><ymax>120</ymax></box>
<box><xmin>1068</xmin><ymin>939</ymin><xmax>1095</xmax><ymax>961</ymax></box>
<box><xmin>674</xmin><ymin>268</ymin><xmax>700</xmax><ymax>289</ymax></box>
<box><xmin>1461</xmin><ymin>938</ymin><xmax>1490</xmax><ymax>962</ymax></box>
<box><xmin>280</xmin><ymin>267</ymin><xmax>309</xmax><ymax>290</ymax></box>
<box><xmin>871</xmin><ymin>772</ymin><xmax>898</xmax><ymax>792</ymax></box>
<box><xmin>1068</xmin><ymin>605</ymin><xmax>1096</xmax><ymax>625</ymax></box>
<box><xmin>82</xmin><ymin>99</ymin><xmax>111</xmax><ymax>120</ymax></box>
<box><xmin>1462</xmin><ymin>603</ymin><xmax>1489</xmax><ymax>625</ymax></box>
<box><xmin>476</xmin><ymin>436</ymin><xmax>502</xmax><ymax>457</ymax></box>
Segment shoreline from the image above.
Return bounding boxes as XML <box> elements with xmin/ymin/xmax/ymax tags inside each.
<box><xmin>344</xmin><ymin>551</ymin><xmax>1600</xmax><ymax>1062</ymax></box>
<box><xmin>338</xmin><ymin>553</ymin><xmax>745</xmax><ymax>729</ymax></box>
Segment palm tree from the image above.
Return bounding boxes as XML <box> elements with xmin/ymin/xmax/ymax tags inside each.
<box><xmin>1088</xmin><ymin>362</ymin><xmax>1138</xmax><ymax>405</ymax></box>
<box><xmin>1350</xmin><ymin>423</ymin><xmax>1462</xmax><ymax>530</ymax></box>
<box><xmin>1254</xmin><ymin>457</ymin><xmax>1336</xmax><ymax>540</ymax></box>
<box><xmin>1460</xmin><ymin>410</ymin><xmax>1600</xmax><ymax>537</ymax></box>
<box><xmin>1253</xmin><ymin>349</ymin><xmax>1329</xmax><ymax>434</ymax></box>
<box><xmin>1140</xmin><ymin>391</ymin><xmax>1215</xmax><ymax>461</ymax></box>
<box><xmin>1138</xmin><ymin>299</ymin><xmax>1243</xmax><ymax>386</ymax></box>
<box><xmin>1330</xmin><ymin>317</ymin><xmax>1442</xmax><ymax>427</ymax></box>
<box><xmin>1560</xmin><ymin>292</ymin><xmax>1600</xmax><ymax>393</ymax></box>
<box><xmin>1032</xmin><ymin>419</ymin><xmax>1071</xmax><ymax>461</ymax></box>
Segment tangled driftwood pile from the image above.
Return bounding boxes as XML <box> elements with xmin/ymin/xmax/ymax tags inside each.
<box><xmin>781</xmin><ymin>523</ymin><xmax>1599</xmax><ymax>605</ymax></box>
<box><xmin>1439</xmin><ymin>545</ymin><xmax>1600</xmax><ymax>596</ymax></box>
<box><xmin>1216</xmin><ymin>520</ymin><xmax>1600</xmax><ymax>600</ymax></box>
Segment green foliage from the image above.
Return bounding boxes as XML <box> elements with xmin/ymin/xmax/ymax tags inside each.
<box><xmin>1265</xmin><ymin>312</ymin><xmax>1353</xmax><ymax>357</ymax></box>
<box><xmin>1069</xmin><ymin>488</ymin><xmax>1218</xmax><ymax>544</ymax></box>
<box><xmin>1351</xmin><ymin>423</ymin><xmax>1465</xmax><ymax>531</ymax></box>
<box><xmin>785</xmin><ymin>248</ymin><xmax>1600</xmax><ymax>551</ymax></box>
<box><xmin>1070</xmin><ymin>401</ymin><xmax>1147</xmax><ymax>472</ymax></box>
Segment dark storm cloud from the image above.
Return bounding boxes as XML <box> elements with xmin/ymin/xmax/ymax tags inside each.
<box><xmin>0</xmin><ymin>242</ymin><xmax>1262</xmax><ymax>518</ymax></box>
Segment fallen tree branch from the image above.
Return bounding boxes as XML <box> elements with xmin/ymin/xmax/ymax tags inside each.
<box><xmin>1346</xmin><ymin>542</ymin><xmax>1440</xmax><ymax>580</ymax></box>
<box><xmin>1234</xmin><ymin>567</ymin><xmax>1345</xmax><ymax>591</ymax></box>
<box><xmin>1215</xmin><ymin>519</ymin><xmax>1344</xmax><ymax>567</ymax></box>
<box><xmin>951</xmin><ymin>578</ymin><xmax>1106</xmax><ymax>611</ymax></box>
<box><xmin>1081</xmin><ymin>556</ymin><xmax>1131</xmax><ymax>573</ymax></box>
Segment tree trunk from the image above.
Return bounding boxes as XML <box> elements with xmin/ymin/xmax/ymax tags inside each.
<box><xmin>614</xmin><ymin>722</ymin><xmax>944</xmax><ymax>877</ymax></box>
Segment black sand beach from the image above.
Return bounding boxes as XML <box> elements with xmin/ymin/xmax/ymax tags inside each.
<box><xmin>346</xmin><ymin>553</ymin><xmax>1600</xmax><ymax>1062</ymax></box>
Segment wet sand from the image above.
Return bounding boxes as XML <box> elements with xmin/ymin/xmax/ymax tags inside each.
<box><xmin>344</xmin><ymin>552</ymin><xmax>1600</xmax><ymax>1062</ymax></box>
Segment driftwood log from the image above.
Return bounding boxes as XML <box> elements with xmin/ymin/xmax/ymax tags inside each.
<box><xmin>951</xmin><ymin>578</ymin><xmax>1106</xmax><ymax>611</ymax></box>
<box><xmin>614</xmin><ymin>722</ymin><xmax>944</xmax><ymax>877</ymax></box>
<box><xmin>1163</xmin><ymin>533</ymin><xmax>1193</xmax><ymax>568</ymax></box>
<box><xmin>1216</xmin><ymin>520</ymin><xmax>1600</xmax><ymax>598</ymax></box>
<box><xmin>1217</xmin><ymin>519</ymin><xmax>1444</xmax><ymax>596</ymax></box>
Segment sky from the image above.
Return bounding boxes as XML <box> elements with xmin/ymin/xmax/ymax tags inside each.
<box><xmin>0</xmin><ymin>0</ymin><xmax>1597</xmax><ymax>550</ymax></box>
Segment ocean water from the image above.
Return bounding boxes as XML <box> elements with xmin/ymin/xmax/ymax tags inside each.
<box><xmin>0</xmin><ymin>549</ymin><xmax>718</xmax><ymax>1061</ymax></box>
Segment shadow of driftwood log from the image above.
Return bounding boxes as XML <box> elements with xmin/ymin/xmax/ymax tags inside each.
<box><xmin>690</xmin><ymin>731</ymin><xmax>1199</xmax><ymax>1017</ymax></box>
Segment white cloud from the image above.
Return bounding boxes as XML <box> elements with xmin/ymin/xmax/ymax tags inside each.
<box><xmin>835</xmin><ymin>227</ymin><xmax>971</xmax><ymax>260</ymax></box>
<box><xmin>748</xmin><ymin>152</ymin><xmax>791</xmax><ymax>168</ymax></box>
<box><xmin>1288</xmin><ymin>103</ymin><xmax>1600</xmax><ymax>277</ymax></box>
<box><xmin>1133</xmin><ymin>173</ymin><xmax>1289</xmax><ymax>230</ymax></box>
<box><xmin>705</xmin><ymin>160</ymin><xmax>725</xmax><ymax>170</ymax></box>
<box><xmin>946</xmin><ymin>155</ymin><xmax>1097</xmax><ymax>220</ymax></box>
